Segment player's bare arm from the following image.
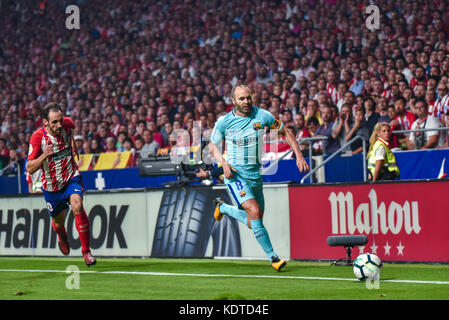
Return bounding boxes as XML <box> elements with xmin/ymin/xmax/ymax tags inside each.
<box><xmin>280</xmin><ymin>126</ymin><xmax>309</xmax><ymax>173</ymax></box>
<box><xmin>208</xmin><ymin>141</ymin><xmax>237</xmax><ymax>179</ymax></box>
<box><xmin>26</xmin><ymin>144</ymin><xmax>53</xmax><ymax>174</ymax></box>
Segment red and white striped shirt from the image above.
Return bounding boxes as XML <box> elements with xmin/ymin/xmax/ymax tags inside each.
<box><xmin>28</xmin><ymin>117</ymin><xmax>80</xmax><ymax>192</ymax></box>
<box><xmin>381</xmin><ymin>89</ymin><xmax>393</xmax><ymax>102</ymax></box>
<box><xmin>394</xmin><ymin>111</ymin><xmax>417</xmax><ymax>132</ymax></box>
<box><xmin>431</xmin><ymin>94</ymin><xmax>449</xmax><ymax>119</ymax></box>
<box><xmin>326</xmin><ymin>83</ymin><xmax>339</xmax><ymax>104</ymax></box>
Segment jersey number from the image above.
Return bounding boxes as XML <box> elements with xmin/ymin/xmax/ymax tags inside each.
<box><xmin>235</xmin><ymin>180</ymin><xmax>244</xmax><ymax>191</ymax></box>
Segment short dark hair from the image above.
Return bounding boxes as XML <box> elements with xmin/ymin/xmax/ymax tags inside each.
<box><xmin>123</xmin><ymin>137</ymin><xmax>133</xmax><ymax>144</ymax></box>
<box><xmin>42</xmin><ymin>103</ymin><xmax>62</xmax><ymax>120</ymax></box>
<box><xmin>306</xmin><ymin>116</ymin><xmax>319</xmax><ymax>126</ymax></box>
<box><xmin>414</xmin><ymin>99</ymin><xmax>427</xmax><ymax>108</ymax></box>
<box><xmin>394</xmin><ymin>96</ymin><xmax>406</xmax><ymax>104</ymax></box>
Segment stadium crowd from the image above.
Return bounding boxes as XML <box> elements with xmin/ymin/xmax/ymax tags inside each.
<box><xmin>1</xmin><ymin>0</ymin><xmax>449</xmax><ymax>174</ymax></box>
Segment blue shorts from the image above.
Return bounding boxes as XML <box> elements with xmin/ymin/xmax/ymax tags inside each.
<box><xmin>43</xmin><ymin>175</ymin><xmax>84</xmax><ymax>218</ymax></box>
<box><xmin>225</xmin><ymin>174</ymin><xmax>265</xmax><ymax>212</ymax></box>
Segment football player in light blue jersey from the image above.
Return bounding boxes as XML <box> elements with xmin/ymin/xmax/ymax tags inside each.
<box><xmin>209</xmin><ymin>84</ymin><xmax>309</xmax><ymax>271</ymax></box>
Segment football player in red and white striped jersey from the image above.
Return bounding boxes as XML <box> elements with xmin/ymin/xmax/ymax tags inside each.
<box><xmin>27</xmin><ymin>103</ymin><xmax>96</xmax><ymax>266</ymax></box>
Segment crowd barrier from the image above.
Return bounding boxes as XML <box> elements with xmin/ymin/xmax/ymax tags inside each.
<box><xmin>1</xmin><ymin>180</ymin><xmax>447</xmax><ymax>262</ymax></box>
<box><xmin>1</xmin><ymin>149</ymin><xmax>448</xmax><ymax>194</ymax></box>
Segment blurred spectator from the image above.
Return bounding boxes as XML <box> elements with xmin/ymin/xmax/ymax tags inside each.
<box><xmin>338</xmin><ymin>90</ymin><xmax>357</xmax><ymax>113</ymax></box>
<box><xmin>148</xmin><ymin>120</ymin><xmax>165</xmax><ymax>148</ymax></box>
<box><xmin>344</xmin><ymin>107</ymin><xmax>370</xmax><ymax>154</ymax></box>
<box><xmin>294</xmin><ymin>113</ymin><xmax>311</xmax><ymax>152</ymax></box>
<box><xmin>305</xmin><ymin>100</ymin><xmax>322</xmax><ymax>125</ymax></box>
<box><xmin>96</xmin><ymin>124</ymin><xmax>115</xmax><ymax>151</ymax></box>
<box><xmin>17</xmin><ymin>142</ymin><xmax>29</xmax><ymax>158</ymax></box>
<box><xmin>86</xmin><ymin>122</ymin><xmax>97</xmax><ymax>141</ymax></box>
<box><xmin>332</xmin><ymin>104</ymin><xmax>353</xmax><ymax>153</ymax></box>
<box><xmin>135</xmin><ymin>121</ymin><xmax>147</xmax><ymax>140</ymax></box>
<box><xmin>161</xmin><ymin>122</ymin><xmax>173</xmax><ymax>147</ymax></box>
<box><xmin>396</xmin><ymin>56</ymin><xmax>413</xmax><ymax>83</ymax></box>
<box><xmin>2</xmin><ymin>149</ymin><xmax>23</xmax><ymax>175</ymax></box>
<box><xmin>0</xmin><ymin>138</ymin><xmax>9</xmax><ymax>158</ymax></box>
<box><xmin>386</xmin><ymin>105</ymin><xmax>400</xmax><ymax>149</ymax></box>
<box><xmin>306</xmin><ymin>117</ymin><xmax>319</xmax><ymax>137</ymax></box>
<box><xmin>425</xmin><ymin>89</ymin><xmax>437</xmax><ymax>118</ymax></box>
<box><xmin>116</xmin><ymin>131</ymin><xmax>128</xmax><ymax>151</ymax></box>
<box><xmin>438</xmin><ymin>107</ymin><xmax>449</xmax><ymax>149</ymax></box>
<box><xmin>281</xmin><ymin>109</ymin><xmax>295</xmax><ymax>128</ymax></box>
<box><xmin>81</xmin><ymin>140</ymin><xmax>92</xmax><ymax>155</ymax></box>
<box><xmin>139</xmin><ymin>129</ymin><xmax>160</xmax><ymax>158</ymax></box>
<box><xmin>379</xmin><ymin>104</ymin><xmax>392</xmax><ymax>123</ymax></box>
<box><xmin>305</xmin><ymin>116</ymin><xmax>320</xmax><ymax>155</ymax></box>
<box><xmin>349</xmin><ymin>68</ymin><xmax>364</xmax><ymax>96</ymax></box>
<box><xmin>110</xmin><ymin>113</ymin><xmax>123</xmax><ymax>137</ymax></box>
<box><xmin>74</xmin><ymin>135</ymin><xmax>85</xmax><ymax>155</ymax></box>
<box><xmin>128</xmin><ymin>124</ymin><xmax>139</xmax><ymax>143</ymax></box>
<box><xmin>363</xmin><ymin>97</ymin><xmax>380</xmax><ymax>137</ymax></box>
<box><xmin>390</xmin><ymin>97</ymin><xmax>417</xmax><ymax>149</ymax></box>
<box><xmin>326</xmin><ymin>70</ymin><xmax>339</xmax><ymax>105</ymax></box>
<box><xmin>120</xmin><ymin>138</ymin><xmax>135</xmax><ymax>153</ymax></box>
<box><xmin>408</xmin><ymin>99</ymin><xmax>443</xmax><ymax>150</ymax></box>
<box><xmin>134</xmin><ymin>138</ymin><xmax>144</xmax><ymax>156</ymax></box>
<box><xmin>294</xmin><ymin>113</ymin><xmax>309</xmax><ymax>137</ymax></box>
<box><xmin>314</xmin><ymin>105</ymin><xmax>341</xmax><ymax>154</ymax></box>
<box><xmin>90</xmin><ymin>138</ymin><xmax>104</xmax><ymax>154</ymax></box>
<box><xmin>432</xmin><ymin>82</ymin><xmax>449</xmax><ymax>122</ymax></box>
<box><xmin>105</xmin><ymin>137</ymin><xmax>117</xmax><ymax>153</ymax></box>
<box><xmin>410</xmin><ymin>66</ymin><xmax>427</xmax><ymax>90</ymax></box>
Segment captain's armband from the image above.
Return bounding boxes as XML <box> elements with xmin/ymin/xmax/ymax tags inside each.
<box><xmin>270</xmin><ymin>119</ymin><xmax>282</xmax><ymax>130</ymax></box>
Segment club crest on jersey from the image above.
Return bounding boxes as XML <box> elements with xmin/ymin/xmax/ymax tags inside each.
<box><xmin>253</xmin><ymin>122</ymin><xmax>261</xmax><ymax>130</ymax></box>
<box><xmin>239</xmin><ymin>190</ymin><xmax>246</xmax><ymax>197</ymax></box>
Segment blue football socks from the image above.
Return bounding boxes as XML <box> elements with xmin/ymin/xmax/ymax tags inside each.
<box><xmin>218</xmin><ymin>204</ymin><xmax>278</xmax><ymax>262</ymax></box>
<box><xmin>249</xmin><ymin>218</ymin><xmax>277</xmax><ymax>261</ymax></box>
<box><xmin>219</xmin><ymin>203</ymin><xmax>248</xmax><ymax>226</ymax></box>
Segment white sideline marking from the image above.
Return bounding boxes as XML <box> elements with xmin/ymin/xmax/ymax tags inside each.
<box><xmin>0</xmin><ymin>269</ymin><xmax>448</xmax><ymax>285</ymax></box>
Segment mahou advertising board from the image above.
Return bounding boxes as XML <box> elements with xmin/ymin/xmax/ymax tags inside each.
<box><xmin>289</xmin><ymin>180</ymin><xmax>449</xmax><ymax>262</ymax></box>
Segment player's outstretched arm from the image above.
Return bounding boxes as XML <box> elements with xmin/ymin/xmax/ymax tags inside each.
<box><xmin>281</xmin><ymin>126</ymin><xmax>309</xmax><ymax>173</ymax></box>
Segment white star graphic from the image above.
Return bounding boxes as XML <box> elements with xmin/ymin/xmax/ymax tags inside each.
<box><xmin>383</xmin><ymin>242</ymin><xmax>391</xmax><ymax>256</ymax></box>
<box><xmin>370</xmin><ymin>242</ymin><xmax>378</xmax><ymax>254</ymax></box>
<box><xmin>358</xmin><ymin>245</ymin><xmax>365</xmax><ymax>254</ymax></box>
<box><xmin>396</xmin><ymin>241</ymin><xmax>405</xmax><ymax>256</ymax></box>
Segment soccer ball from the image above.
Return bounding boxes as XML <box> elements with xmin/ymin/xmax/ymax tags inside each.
<box><xmin>353</xmin><ymin>253</ymin><xmax>382</xmax><ymax>281</ymax></box>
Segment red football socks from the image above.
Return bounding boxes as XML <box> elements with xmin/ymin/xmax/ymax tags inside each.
<box><xmin>75</xmin><ymin>211</ymin><xmax>91</xmax><ymax>254</ymax></box>
<box><xmin>51</xmin><ymin>220</ymin><xmax>67</xmax><ymax>239</ymax></box>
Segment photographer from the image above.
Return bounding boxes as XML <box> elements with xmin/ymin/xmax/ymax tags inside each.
<box><xmin>195</xmin><ymin>166</ymin><xmax>224</xmax><ymax>184</ymax></box>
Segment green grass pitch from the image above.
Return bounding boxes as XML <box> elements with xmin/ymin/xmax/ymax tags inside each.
<box><xmin>0</xmin><ymin>257</ymin><xmax>448</xmax><ymax>300</ymax></box>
